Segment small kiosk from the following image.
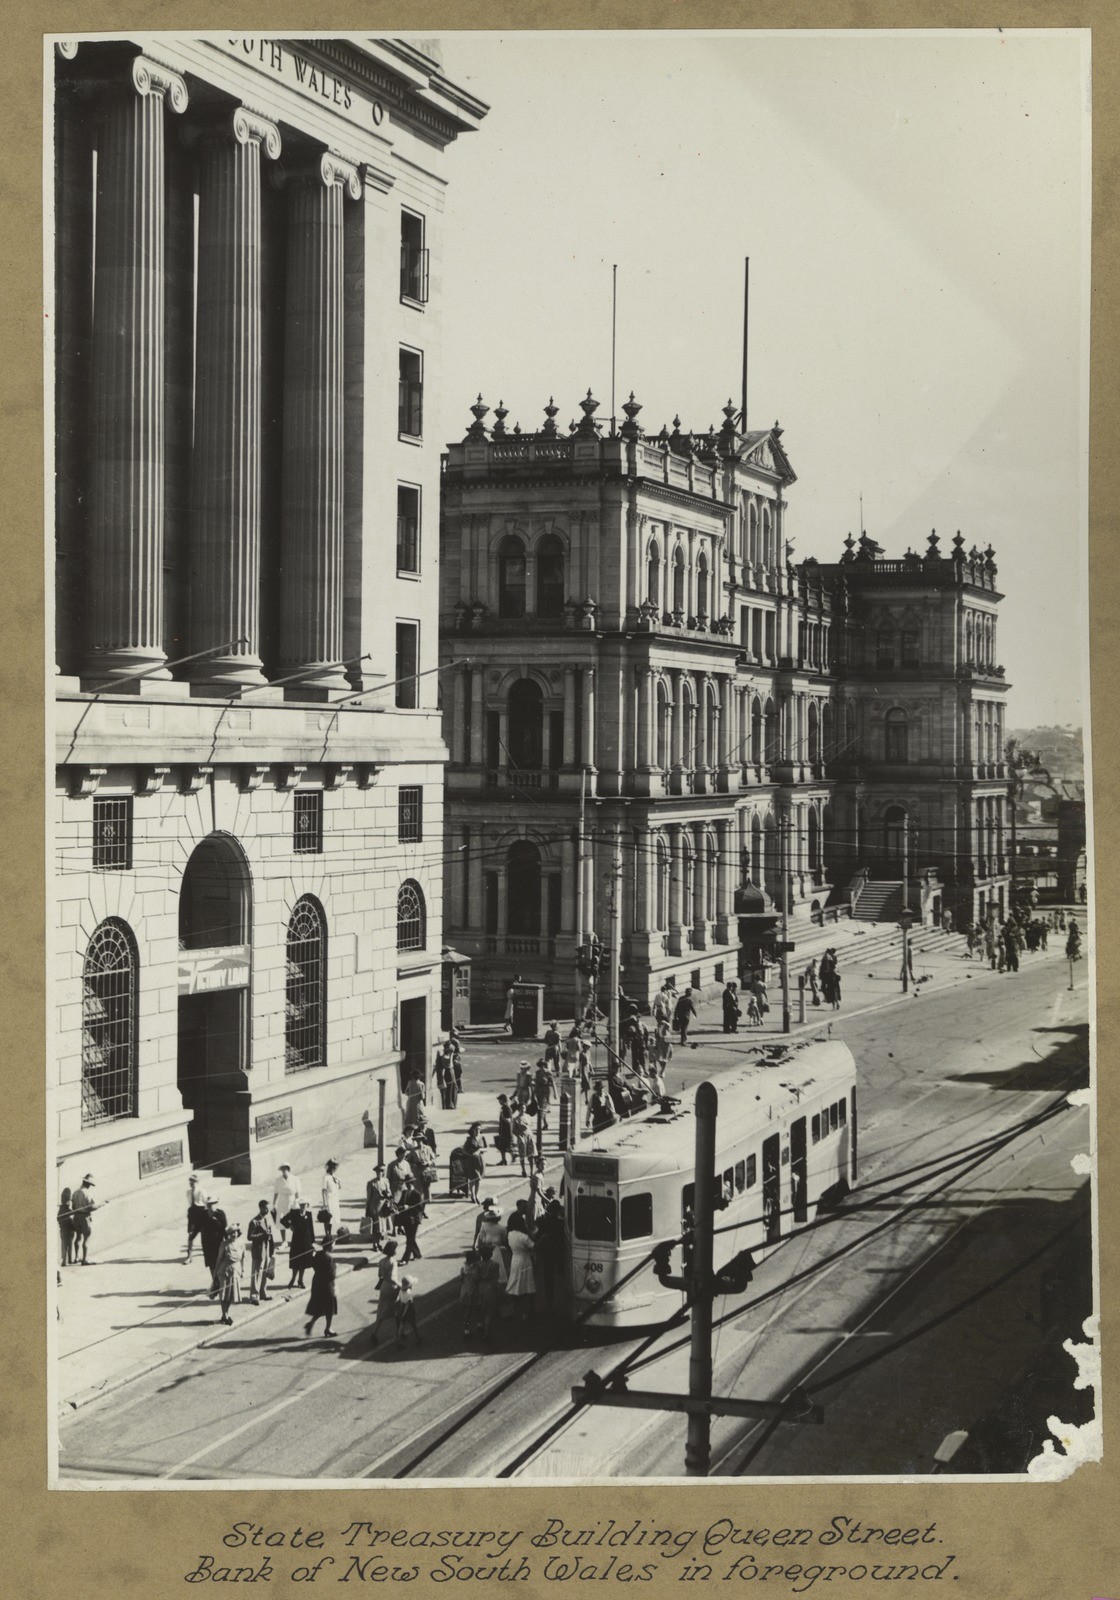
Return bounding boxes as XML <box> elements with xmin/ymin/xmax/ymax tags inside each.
<box><xmin>440</xmin><ymin>947</ymin><xmax>472</xmax><ymax>1032</ymax></box>
<box><xmin>510</xmin><ymin>981</ymin><xmax>545</xmax><ymax>1040</ymax></box>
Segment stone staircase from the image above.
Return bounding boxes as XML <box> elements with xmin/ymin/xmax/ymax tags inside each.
<box><xmin>852</xmin><ymin>879</ymin><xmax>903</xmax><ymax>923</ymax></box>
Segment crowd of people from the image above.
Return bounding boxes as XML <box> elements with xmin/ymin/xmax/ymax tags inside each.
<box><xmin>964</xmin><ymin>906</ymin><xmax>1079</xmax><ymax>974</ymax></box>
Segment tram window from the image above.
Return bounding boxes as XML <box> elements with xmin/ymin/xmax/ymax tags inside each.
<box><xmin>811</xmin><ymin>1114</ymin><xmax>821</xmax><ymax>1144</ymax></box>
<box><xmin>745</xmin><ymin>1154</ymin><xmax>756</xmax><ymax>1188</ymax></box>
<box><xmin>620</xmin><ymin>1192</ymin><xmax>654</xmax><ymax>1240</ymax></box>
<box><xmin>723</xmin><ymin>1167</ymin><xmax>735</xmax><ymax>1202</ymax></box>
<box><xmin>839</xmin><ymin>1097</ymin><xmax>847</xmax><ymax>1125</ymax></box>
<box><xmin>830</xmin><ymin>1103</ymin><xmax>839</xmax><ymax>1133</ymax></box>
<box><xmin>734</xmin><ymin>1160</ymin><xmax>746</xmax><ymax>1194</ymax></box>
<box><xmin>574</xmin><ymin>1193</ymin><xmax>617</xmax><ymax>1242</ymax></box>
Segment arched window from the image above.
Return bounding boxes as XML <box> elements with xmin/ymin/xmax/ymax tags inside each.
<box><xmin>682</xmin><ymin>837</ymin><xmax>694</xmax><ymax>917</ymax></box>
<box><xmin>507</xmin><ymin>677</ymin><xmax>544</xmax><ymax>770</ymax></box>
<box><xmin>876</xmin><ymin>627</ymin><xmax>895</xmax><ymax>668</ymax></box>
<box><xmin>647</xmin><ymin>542</ymin><xmax>661</xmax><ymax>609</ymax></box>
<box><xmin>286</xmin><ymin>896</ymin><xmax>327</xmax><ymax>1073</ymax></box>
<box><xmin>696</xmin><ymin>550</ymin><xmax>709</xmax><ymax>619</ymax></box>
<box><xmin>751</xmin><ymin>813</ymin><xmax>763</xmax><ymax>881</ymax></box>
<box><xmin>763</xmin><ymin>697</ymin><xmax>777</xmax><ymax>766</ymax></box>
<box><xmin>808</xmin><ymin>702</ymin><xmax>820</xmax><ymax>762</ymax></box>
<box><xmin>536</xmin><ymin>533</ymin><xmax>565</xmax><ymax>618</ymax></box>
<box><xmin>656</xmin><ymin>681</ymin><xmax>670</xmax><ymax>770</ymax></box>
<box><xmin>762</xmin><ymin>507</ymin><xmax>772</xmax><ymax>567</ymax></box>
<box><xmin>808</xmin><ymin>808</ymin><xmax>821</xmax><ymax>871</ymax></box>
<box><xmin>179</xmin><ymin>833</ymin><xmax>250</xmax><ymax>951</ymax></box>
<box><xmin>751</xmin><ymin>696</ymin><xmax>763</xmax><ymax>765</ymax></box>
<box><xmin>497</xmin><ymin>535</ymin><xmax>526</xmax><ymax>619</ymax></box>
<box><xmin>748</xmin><ymin>502</ymin><xmax>758</xmax><ymax>566</ymax></box>
<box><xmin>822</xmin><ymin>702</ymin><xmax>834</xmax><ymax>763</ymax></box>
<box><xmin>82</xmin><ymin>918</ymin><xmax>138</xmax><ymax>1125</ymax></box>
<box><xmin>885</xmin><ymin>708</ymin><xmax>908</xmax><ymax>762</ymax></box>
<box><xmin>964</xmin><ymin>616</ymin><xmax>974</xmax><ymax>663</ymax></box>
<box><xmin>705</xmin><ymin>836</ymin><xmax>717</xmax><ymax>921</ymax></box>
<box><xmin>507</xmin><ymin>840</ymin><xmax>542</xmax><ymax>937</ymax></box>
<box><xmin>672</xmin><ymin>547</ymin><xmax>686</xmax><ymax>615</ymax></box>
<box><xmin>396</xmin><ymin>879</ymin><xmax>426</xmax><ymax>952</ymax></box>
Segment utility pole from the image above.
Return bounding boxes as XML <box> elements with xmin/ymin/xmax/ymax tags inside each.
<box><xmin>780</xmin><ymin>811</ymin><xmax>791</xmax><ymax>1033</ymax></box>
<box><xmin>607</xmin><ymin>824</ymin><xmax>623</xmax><ymax>1070</ymax></box>
<box><xmin>575</xmin><ymin>765</ymin><xmax>587</xmax><ymax>1020</ymax></box>
<box><xmin>900</xmin><ymin>815</ymin><xmax>913</xmax><ymax>993</ymax></box>
<box><xmin>685</xmin><ymin>1081</ymin><xmax>718</xmax><ymax>1475</ymax></box>
<box><xmin>571</xmin><ymin>1080</ymin><xmax>822</xmax><ymax>1472</ymax></box>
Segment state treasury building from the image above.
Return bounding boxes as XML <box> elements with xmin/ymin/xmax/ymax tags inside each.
<box><xmin>439</xmin><ymin>395</ymin><xmax>1012</xmax><ymax>1014</ymax></box>
<box><xmin>52</xmin><ymin>36</ymin><xmax>486</xmax><ymax>1238</ymax></box>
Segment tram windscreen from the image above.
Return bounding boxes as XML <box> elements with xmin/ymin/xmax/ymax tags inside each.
<box><xmin>574</xmin><ymin>1193</ymin><xmax>617</xmax><ymax>1242</ymax></box>
<box><xmin>620</xmin><ymin>1192</ymin><xmax>653</xmax><ymax>1240</ymax></box>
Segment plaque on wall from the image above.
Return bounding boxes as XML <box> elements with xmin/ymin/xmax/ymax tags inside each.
<box><xmin>138</xmin><ymin>1141</ymin><xmax>183</xmax><ymax>1180</ymax></box>
<box><xmin>255</xmin><ymin>1107</ymin><xmax>294</xmax><ymax>1142</ymax></box>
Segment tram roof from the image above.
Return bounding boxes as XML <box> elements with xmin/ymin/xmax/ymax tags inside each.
<box><xmin>574</xmin><ymin>1038</ymin><xmax>856</xmax><ymax>1184</ymax></box>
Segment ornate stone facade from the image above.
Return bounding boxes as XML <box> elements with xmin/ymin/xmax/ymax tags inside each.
<box><xmin>52</xmin><ymin>37</ymin><xmax>487</xmax><ymax>1240</ymax></box>
<box><xmin>440</xmin><ymin>397</ymin><xmax>1010</xmax><ymax>1014</ymax></box>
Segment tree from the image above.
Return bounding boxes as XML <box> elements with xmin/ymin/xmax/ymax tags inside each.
<box><xmin>1005</xmin><ymin>738</ymin><xmax>1052</xmax><ymax>898</ymax></box>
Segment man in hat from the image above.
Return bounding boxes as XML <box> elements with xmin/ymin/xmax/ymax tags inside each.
<box><xmin>70</xmin><ymin>1174</ymin><xmax>97</xmax><ymax>1265</ymax></box>
<box><xmin>247</xmin><ymin>1198</ymin><xmax>279</xmax><ymax>1304</ymax></box>
<box><xmin>533</xmin><ymin>1185</ymin><xmax>564</xmax><ymax>1311</ymax></box>
<box><xmin>272</xmin><ymin>1163</ymin><xmax>300</xmax><ymax>1244</ymax></box>
<box><xmin>199</xmin><ymin>1194</ymin><xmax>229</xmax><ymax>1294</ymax></box>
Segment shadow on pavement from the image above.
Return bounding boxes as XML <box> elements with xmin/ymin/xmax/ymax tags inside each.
<box><xmin>944</xmin><ymin>1022</ymin><xmax>1088</xmax><ymax>1093</ymax></box>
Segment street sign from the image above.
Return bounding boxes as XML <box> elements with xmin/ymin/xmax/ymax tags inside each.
<box><xmin>775</xmin><ymin>940</ymin><xmax>796</xmax><ymax>953</ymax></box>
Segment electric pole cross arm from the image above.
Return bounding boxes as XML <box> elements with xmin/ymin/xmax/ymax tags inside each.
<box><xmin>571</xmin><ymin>1383</ymin><xmax>823</xmax><ymax>1426</ymax></box>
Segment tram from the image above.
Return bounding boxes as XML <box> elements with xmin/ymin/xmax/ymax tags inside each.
<box><xmin>561</xmin><ymin>1039</ymin><xmax>858</xmax><ymax>1328</ymax></box>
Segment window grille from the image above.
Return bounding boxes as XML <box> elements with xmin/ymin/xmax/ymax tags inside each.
<box><xmin>285</xmin><ymin>897</ymin><xmax>326</xmax><ymax>1073</ymax></box>
<box><xmin>82</xmin><ymin>919</ymin><xmax>138</xmax><ymax>1125</ymax></box>
<box><xmin>293</xmin><ymin>791</ymin><xmax>323</xmax><ymax>854</ymax></box>
<box><xmin>398</xmin><ymin>786</ymin><xmax>422</xmax><ymax>843</ymax></box>
<box><xmin>93</xmin><ymin>796</ymin><xmax>132</xmax><ymax>870</ymax></box>
<box><xmin>397</xmin><ymin>879</ymin><xmax>425</xmax><ymax>951</ymax></box>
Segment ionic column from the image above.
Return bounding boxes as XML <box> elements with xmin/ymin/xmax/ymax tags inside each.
<box><xmin>280</xmin><ymin>151</ymin><xmax>362</xmax><ymax>686</ymax></box>
<box><xmin>695</xmin><ymin>675</ymin><xmax>711</xmax><ymax>781</ymax></box>
<box><xmin>667</xmin><ymin>823</ymin><xmax>684</xmax><ymax>952</ymax></box>
<box><xmin>633</xmin><ymin>828</ymin><xmax>650</xmax><ymax>933</ymax></box>
<box><xmin>670</xmin><ymin>670</ymin><xmax>685</xmax><ymax>772</ymax></box>
<box><xmin>86</xmin><ymin>56</ymin><xmax>189</xmax><ymax>681</ymax></box>
<box><xmin>715</xmin><ymin>817</ymin><xmax>731</xmax><ymax>940</ymax></box>
<box><xmin>581</xmin><ymin>667</ymin><xmax>596</xmax><ymax>768</ymax></box>
<box><xmin>692</xmin><ymin>822</ymin><xmax>707</xmax><ymax>938</ymax></box>
<box><xmin>189</xmin><ymin>107</ymin><xmax>281</xmax><ymax>687</ymax></box>
<box><xmin>562</xmin><ymin>667</ymin><xmax>577</xmax><ymax>765</ymax></box>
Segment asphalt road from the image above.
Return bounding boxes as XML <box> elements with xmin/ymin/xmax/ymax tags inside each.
<box><xmin>58</xmin><ymin>952</ymin><xmax>1090</xmax><ymax>1482</ymax></box>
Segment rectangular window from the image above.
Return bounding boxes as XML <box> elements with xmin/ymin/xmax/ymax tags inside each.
<box><xmin>485</xmin><ymin>710</ymin><xmax>501</xmax><ymax>770</ymax></box>
<box><xmin>745</xmin><ymin>1154</ymin><xmax>757</xmax><ymax>1188</ymax></box>
<box><xmin>752</xmin><ymin>610</ymin><xmax>763</xmax><ymax>658</ymax></box>
<box><xmin>620</xmin><ymin>1192</ymin><xmax>654</xmax><ymax>1240</ymax></box>
<box><xmin>395</xmin><ymin>622</ymin><xmax>419</xmax><ymax>708</ymax></box>
<box><xmin>396</xmin><ymin>484</ymin><xmax>420</xmax><ymax>573</ymax></box>
<box><xmin>830</xmin><ymin>1102</ymin><xmax>840</xmax><ymax>1133</ymax></box>
<box><xmin>293</xmin><ymin>791</ymin><xmax>323</xmax><ymax>854</ymax></box>
<box><xmin>92</xmin><ymin>796</ymin><xmax>132</xmax><ymax>870</ymax></box>
<box><xmin>722</xmin><ymin>1167</ymin><xmax>735</xmax><ymax>1204</ymax></box>
<box><xmin>399</xmin><ymin>209</ymin><xmax>429</xmax><ymax>304</ymax></box>
<box><xmin>764</xmin><ymin>612</ymin><xmax>776</xmax><ymax>661</ymax></box>
<box><xmin>839</xmin><ymin>1097</ymin><xmax>847</xmax><ymax>1125</ymax></box>
<box><xmin>740</xmin><ymin>606</ymin><xmax>750</xmax><ymax>648</ymax></box>
<box><xmin>811</xmin><ymin>1113</ymin><xmax>821</xmax><ymax>1144</ymax></box>
<box><xmin>575</xmin><ymin>1193</ymin><xmax>617</xmax><ymax>1242</ymax></box>
<box><xmin>398</xmin><ymin>785</ymin><xmax>422</xmax><ymax>843</ymax></box>
<box><xmin>734</xmin><ymin>1160</ymin><xmax>746</xmax><ymax>1194</ymax></box>
<box><xmin>398</xmin><ymin>347</ymin><xmax>423</xmax><ymax>438</ymax></box>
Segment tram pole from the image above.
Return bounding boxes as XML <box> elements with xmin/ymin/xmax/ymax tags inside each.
<box><xmin>607</xmin><ymin>823</ymin><xmax>623</xmax><ymax>1070</ymax></box>
<box><xmin>575</xmin><ymin>766</ymin><xmax>587</xmax><ymax>1021</ymax></box>
<box><xmin>780</xmin><ymin>812</ymin><xmax>791</xmax><ymax>1034</ymax></box>
<box><xmin>686</xmin><ymin>1081</ymin><xmax>718</xmax><ymax>1476</ymax></box>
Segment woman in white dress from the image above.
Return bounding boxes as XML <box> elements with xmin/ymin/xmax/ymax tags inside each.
<box><xmin>505</xmin><ymin>1212</ymin><xmax>536</xmax><ymax>1322</ymax></box>
<box><xmin>320</xmin><ymin>1159</ymin><xmax>341</xmax><ymax>1242</ymax></box>
<box><xmin>473</xmin><ymin>1201</ymin><xmax>508</xmax><ymax>1287</ymax></box>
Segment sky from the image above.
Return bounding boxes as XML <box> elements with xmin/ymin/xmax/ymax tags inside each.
<box><xmin>426</xmin><ymin>29</ymin><xmax>1089</xmax><ymax>730</ymax></box>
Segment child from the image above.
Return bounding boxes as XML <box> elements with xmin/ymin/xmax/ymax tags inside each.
<box><xmin>394</xmin><ymin>1274</ymin><xmax>421</xmax><ymax>1347</ymax></box>
<box><xmin>745</xmin><ymin>994</ymin><xmax>762</xmax><ymax>1027</ymax></box>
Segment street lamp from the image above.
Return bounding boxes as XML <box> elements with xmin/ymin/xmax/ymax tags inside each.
<box><xmin>899</xmin><ymin>907</ymin><xmax>915</xmax><ymax>992</ymax></box>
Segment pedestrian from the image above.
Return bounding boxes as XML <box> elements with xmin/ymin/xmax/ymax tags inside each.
<box><xmin>403</xmin><ymin>1070</ymin><xmax>426</xmax><ymax>1129</ymax></box>
<box><xmin>750</xmin><ymin>970</ymin><xmax>770</xmax><ymax>1017</ymax></box>
<box><xmin>459</xmin><ymin>1249</ymin><xmax>481</xmax><ymax>1338</ymax></box>
<box><xmin>495</xmin><ymin>1094</ymin><xmax>514</xmax><ymax>1166</ymax></box>
<box><xmin>722</xmin><ymin>981</ymin><xmax>741</xmax><ymax>1033</ymax></box>
<box><xmin>673</xmin><ymin>986</ymin><xmax>697</xmax><ymax>1046</ymax></box>
<box><xmin>365</xmin><ymin>1165</ymin><xmax>392</xmax><ymax>1245</ymax></box>
<box><xmin>462</xmin><ymin>1121</ymin><xmax>488</xmax><ymax>1203</ymax></box>
<box><xmin>563</xmin><ymin>1025</ymin><xmax>582</xmax><ymax>1071</ymax></box>
<box><xmin>304</xmin><ymin>1236</ymin><xmax>338</xmax><ymax>1338</ymax></box>
<box><xmin>589</xmin><ymin>1084</ymin><xmax>616</xmax><ymax>1132</ymax></box>
<box><xmin>246</xmin><ymin>1198</ymin><xmax>278</xmax><ymax>1304</ymax></box>
<box><xmin>404</xmin><ymin>1132</ymin><xmax>436</xmax><ymax>1219</ymax></box>
<box><xmin>57</xmin><ymin>1184</ymin><xmax>75</xmax><ymax>1267</ymax></box>
<box><xmin>70</xmin><ymin>1174</ymin><xmax>98</xmax><ymax>1265</ymax></box>
<box><xmin>474</xmin><ymin>1199</ymin><xmax>508</xmax><ymax>1287</ymax></box>
<box><xmin>827</xmin><ymin>950</ymin><xmax>842</xmax><ymax>1009</ymax></box>
<box><xmin>396</xmin><ymin>1177</ymin><xmax>424</xmax><ymax>1263</ymax></box>
<box><xmin>510</xmin><ymin>1106</ymin><xmax>532</xmax><ymax>1175</ymax></box>
<box><xmin>505</xmin><ymin>1208</ymin><xmax>536</xmax><ymax>1322</ymax></box>
<box><xmin>533</xmin><ymin>1187</ymin><xmax>564</xmax><ymax>1311</ymax></box>
<box><xmin>503</xmin><ymin>973</ymin><xmax>522</xmax><ymax>1033</ymax></box>
<box><xmin>514</xmin><ymin>1059</ymin><xmax>532</xmax><ymax>1110</ymax></box>
<box><xmin>183</xmin><ymin>1172</ymin><xmax>207</xmax><ymax>1263</ymax></box>
<box><xmin>476</xmin><ymin>1243</ymin><xmax>501</xmax><ymax>1340</ymax></box>
<box><xmin>272</xmin><ymin>1163</ymin><xmax>300</xmax><ymax>1243</ymax></box>
<box><xmin>434</xmin><ymin>1041</ymin><xmax>456</xmax><ymax>1110</ymax></box>
<box><xmin>652</xmin><ymin>982</ymin><xmax>672</xmax><ymax>1029</ymax></box>
<box><xmin>803</xmin><ymin>958</ymin><xmax>821</xmax><ymax>1006</ymax></box>
<box><xmin>394</xmin><ymin>1274</ymin><xmax>421</xmax><ymax>1348</ymax></box>
<box><xmin>1002</xmin><ymin>920</ymin><xmax>1019</xmax><ymax>974</ymax></box>
<box><xmin>543</xmin><ymin>1019</ymin><xmax>562</xmax><ymax>1072</ymax></box>
<box><xmin>370</xmin><ymin>1238</ymin><xmax>400</xmax><ymax>1343</ymax></box>
<box><xmin>647</xmin><ymin>1058</ymin><xmax>667</xmax><ymax>1101</ymax></box>
<box><xmin>215</xmin><ymin>1225</ymin><xmax>245</xmax><ymax>1325</ymax></box>
<box><xmin>577</xmin><ymin>1045</ymin><xmax>592</xmax><ymax>1117</ymax></box>
<box><xmin>654</xmin><ymin>1020</ymin><xmax>674</xmax><ymax>1070</ymax></box>
<box><xmin>533</xmin><ymin>1059</ymin><xmax>554</xmax><ymax>1126</ymax></box>
<box><xmin>745</xmin><ymin>993</ymin><xmax>762</xmax><ymax>1027</ymax></box>
<box><xmin>319</xmin><ymin>1159</ymin><xmax>341</xmax><ymax>1242</ymax></box>
<box><xmin>414</xmin><ymin>1108</ymin><xmax>438</xmax><ymax>1156</ymax></box>
<box><xmin>449</xmin><ymin>1030</ymin><xmax>464</xmax><ymax>1101</ymax></box>
<box><xmin>199</xmin><ymin>1193</ymin><xmax>229</xmax><ymax>1292</ymax></box>
<box><xmin>281</xmin><ymin>1198</ymin><xmax>316</xmax><ymax>1289</ymax></box>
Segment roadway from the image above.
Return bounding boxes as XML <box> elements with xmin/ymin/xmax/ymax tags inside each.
<box><xmin>58</xmin><ymin>950</ymin><xmax>1090</xmax><ymax>1481</ymax></box>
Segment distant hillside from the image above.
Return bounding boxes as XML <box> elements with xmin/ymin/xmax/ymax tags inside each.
<box><xmin>1007</xmin><ymin>725</ymin><xmax>1084</xmax><ymax>783</ymax></box>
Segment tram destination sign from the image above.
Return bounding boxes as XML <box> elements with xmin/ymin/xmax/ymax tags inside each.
<box><xmin>571</xmin><ymin>1154</ymin><xmax>619</xmax><ymax>1180</ymax></box>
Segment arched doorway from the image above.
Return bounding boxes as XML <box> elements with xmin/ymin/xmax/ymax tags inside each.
<box><xmin>177</xmin><ymin>834</ymin><xmax>252</xmax><ymax>1181</ymax></box>
<box><xmin>507</xmin><ymin>840</ymin><xmax>542</xmax><ymax>938</ymax></box>
<box><xmin>508</xmin><ymin>678</ymin><xmax>544</xmax><ymax>771</ymax></box>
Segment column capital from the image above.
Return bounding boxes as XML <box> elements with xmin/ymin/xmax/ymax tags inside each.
<box><xmin>131</xmin><ymin>55</ymin><xmax>189</xmax><ymax>113</ymax></box>
<box><xmin>234</xmin><ymin>106</ymin><xmax>283</xmax><ymax>158</ymax></box>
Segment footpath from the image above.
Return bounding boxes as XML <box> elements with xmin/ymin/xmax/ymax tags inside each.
<box><xmin>56</xmin><ymin>917</ymin><xmax>1064</xmax><ymax>1415</ymax></box>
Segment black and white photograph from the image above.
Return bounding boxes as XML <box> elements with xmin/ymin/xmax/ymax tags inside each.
<box><xmin>48</xmin><ymin>27</ymin><xmax>1094</xmax><ymax>1486</ymax></box>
